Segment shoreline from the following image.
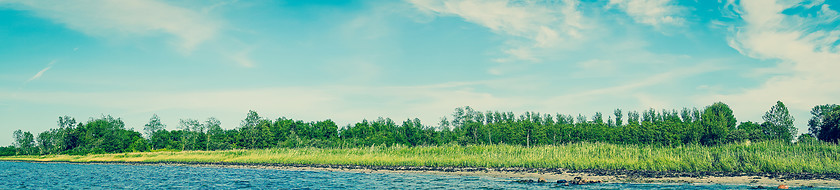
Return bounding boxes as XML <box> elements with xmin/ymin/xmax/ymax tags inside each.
<box><xmin>6</xmin><ymin>160</ymin><xmax>840</xmax><ymax>188</ymax></box>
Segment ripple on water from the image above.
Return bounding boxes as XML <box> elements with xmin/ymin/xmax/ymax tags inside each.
<box><xmin>0</xmin><ymin>161</ymin><xmax>834</xmax><ymax>190</ymax></box>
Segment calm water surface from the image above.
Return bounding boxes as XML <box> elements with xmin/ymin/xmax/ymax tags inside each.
<box><xmin>0</xmin><ymin>161</ymin><xmax>830</xmax><ymax>189</ymax></box>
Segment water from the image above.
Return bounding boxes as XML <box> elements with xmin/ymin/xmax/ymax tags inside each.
<box><xmin>0</xmin><ymin>161</ymin><xmax>828</xmax><ymax>189</ymax></box>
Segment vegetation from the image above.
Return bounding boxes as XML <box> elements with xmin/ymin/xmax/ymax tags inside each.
<box><xmin>3</xmin><ymin>141</ymin><xmax>840</xmax><ymax>174</ymax></box>
<box><xmin>3</xmin><ymin>101</ymin><xmax>840</xmax><ymax>173</ymax></box>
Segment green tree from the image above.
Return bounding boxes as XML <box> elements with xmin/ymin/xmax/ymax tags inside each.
<box><xmin>58</xmin><ymin>115</ymin><xmax>77</xmax><ymax>129</ymax></box>
<box><xmin>56</xmin><ymin>116</ymin><xmax>76</xmax><ymax>151</ymax></box>
<box><xmin>144</xmin><ymin>114</ymin><xmax>166</xmax><ymax>149</ymax></box>
<box><xmin>627</xmin><ymin>111</ymin><xmax>640</xmax><ymax>125</ymax></box>
<box><xmin>178</xmin><ymin>119</ymin><xmax>200</xmax><ymax>150</ymax></box>
<box><xmin>592</xmin><ymin>112</ymin><xmax>604</xmax><ymax>124</ymax></box>
<box><xmin>763</xmin><ymin>101</ymin><xmax>796</xmax><ymax>142</ymax></box>
<box><xmin>737</xmin><ymin>121</ymin><xmax>766</xmax><ymax>141</ymax></box>
<box><xmin>680</xmin><ymin>108</ymin><xmax>693</xmax><ymax>123</ymax></box>
<box><xmin>128</xmin><ymin>138</ymin><xmax>149</xmax><ymax>152</ymax></box>
<box><xmin>576</xmin><ymin>114</ymin><xmax>587</xmax><ymax>124</ymax></box>
<box><xmin>438</xmin><ymin>117</ymin><xmax>450</xmax><ymax>131</ymax></box>
<box><xmin>204</xmin><ymin>117</ymin><xmax>222</xmax><ymax>151</ymax></box>
<box><xmin>614</xmin><ymin>109</ymin><xmax>623</xmax><ymax>126</ymax></box>
<box><xmin>700</xmin><ymin>102</ymin><xmax>736</xmax><ymax>145</ymax></box>
<box><xmin>36</xmin><ymin>131</ymin><xmax>54</xmax><ymax>154</ymax></box>
<box><xmin>808</xmin><ymin>104</ymin><xmax>840</xmax><ymax>143</ymax></box>
<box><xmin>797</xmin><ymin>134</ymin><xmax>818</xmax><ymax>144</ymax></box>
<box><xmin>13</xmin><ymin>130</ymin><xmax>36</xmax><ymax>155</ymax></box>
<box><xmin>240</xmin><ymin>110</ymin><xmax>261</xmax><ymax>148</ymax></box>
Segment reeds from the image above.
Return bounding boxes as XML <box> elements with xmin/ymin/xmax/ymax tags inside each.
<box><xmin>3</xmin><ymin>141</ymin><xmax>839</xmax><ymax>173</ymax></box>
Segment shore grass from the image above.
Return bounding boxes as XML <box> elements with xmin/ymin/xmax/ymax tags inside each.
<box><xmin>2</xmin><ymin>141</ymin><xmax>839</xmax><ymax>174</ymax></box>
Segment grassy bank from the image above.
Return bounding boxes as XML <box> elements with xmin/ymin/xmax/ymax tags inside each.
<box><xmin>3</xmin><ymin>141</ymin><xmax>839</xmax><ymax>174</ymax></box>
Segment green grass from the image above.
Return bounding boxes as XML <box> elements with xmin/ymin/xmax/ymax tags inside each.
<box><xmin>3</xmin><ymin>141</ymin><xmax>839</xmax><ymax>173</ymax></box>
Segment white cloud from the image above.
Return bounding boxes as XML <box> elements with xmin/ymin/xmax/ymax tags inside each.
<box><xmin>553</xmin><ymin>63</ymin><xmax>719</xmax><ymax>102</ymax></box>
<box><xmin>408</xmin><ymin>0</ymin><xmax>587</xmax><ymax>63</ymax></box>
<box><xmin>26</xmin><ymin>60</ymin><xmax>56</xmax><ymax>82</ymax></box>
<box><xmin>718</xmin><ymin>0</ymin><xmax>840</xmax><ymax>133</ymax></box>
<box><xmin>1</xmin><ymin>0</ymin><xmax>221</xmax><ymax>52</ymax></box>
<box><xmin>607</xmin><ymin>0</ymin><xmax>685</xmax><ymax>28</ymax></box>
<box><xmin>229</xmin><ymin>48</ymin><xmax>255</xmax><ymax>68</ymax></box>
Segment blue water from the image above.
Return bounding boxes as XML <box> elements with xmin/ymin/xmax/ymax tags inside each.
<box><xmin>0</xmin><ymin>161</ymin><xmax>829</xmax><ymax>189</ymax></box>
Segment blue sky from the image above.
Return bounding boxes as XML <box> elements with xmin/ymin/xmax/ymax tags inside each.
<box><xmin>1</xmin><ymin>0</ymin><xmax>839</xmax><ymax>145</ymax></box>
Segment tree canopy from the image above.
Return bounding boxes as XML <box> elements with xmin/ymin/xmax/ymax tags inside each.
<box><xmin>7</xmin><ymin>101</ymin><xmax>838</xmax><ymax>156</ymax></box>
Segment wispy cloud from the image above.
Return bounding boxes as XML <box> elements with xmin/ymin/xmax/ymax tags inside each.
<box><xmin>26</xmin><ymin>60</ymin><xmax>56</xmax><ymax>82</ymax></box>
<box><xmin>717</xmin><ymin>0</ymin><xmax>840</xmax><ymax>132</ymax></box>
<box><xmin>408</xmin><ymin>0</ymin><xmax>587</xmax><ymax>63</ymax></box>
<box><xmin>550</xmin><ymin>63</ymin><xmax>719</xmax><ymax>104</ymax></box>
<box><xmin>229</xmin><ymin>48</ymin><xmax>255</xmax><ymax>68</ymax></box>
<box><xmin>0</xmin><ymin>0</ymin><xmax>221</xmax><ymax>53</ymax></box>
<box><xmin>607</xmin><ymin>0</ymin><xmax>686</xmax><ymax>29</ymax></box>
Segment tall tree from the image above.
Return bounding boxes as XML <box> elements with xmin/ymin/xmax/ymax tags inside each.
<box><xmin>576</xmin><ymin>114</ymin><xmax>588</xmax><ymax>124</ymax></box>
<box><xmin>36</xmin><ymin>131</ymin><xmax>54</xmax><ymax>154</ymax></box>
<box><xmin>700</xmin><ymin>102</ymin><xmax>737</xmax><ymax>145</ymax></box>
<box><xmin>178</xmin><ymin>119</ymin><xmax>200</xmax><ymax>150</ymax></box>
<box><xmin>144</xmin><ymin>114</ymin><xmax>166</xmax><ymax>149</ymax></box>
<box><xmin>204</xmin><ymin>117</ymin><xmax>222</xmax><ymax>151</ymax></box>
<box><xmin>240</xmin><ymin>110</ymin><xmax>261</xmax><ymax>148</ymax></box>
<box><xmin>762</xmin><ymin>101</ymin><xmax>796</xmax><ymax>142</ymax></box>
<box><xmin>241</xmin><ymin>110</ymin><xmax>261</xmax><ymax>128</ymax></box>
<box><xmin>58</xmin><ymin>116</ymin><xmax>76</xmax><ymax>129</ymax></box>
<box><xmin>614</xmin><ymin>109</ymin><xmax>623</xmax><ymax>126</ymax></box>
<box><xmin>808</xmin><ymin>104</ymin><xmax>840</xmax><ymax>143</ymax></box>
<box><xmin>592</xmin><ymin>112</ymin><xmax>604</xmax><ymax>124</ymax></box>
<box><xmin>13</xmin><ymin>130</ymin><xmax>35</xmax><ymax>155</ymax></box>
<box><xmin>144</xmin><ymin>114</ymin><xmax>165</xmax><ymax>139</ymax></box>
<box><xmin>55</xmin><ymin>116</ymin><xmax>76</xmax><ymax>152</ymax></box>
<box><xmin>627</xmin><ymin>111</ymin><xmax>640</xmax><ymax>125</ymax></box>
<box><xmin>12</xmin><ymin>130</ymin><xmax>22</xmax><ymax>154</ymax></box>
<box><xmin>438</xmin><ymin>117</ymin><xmax>450</xmax><ymax>131</ymax></box>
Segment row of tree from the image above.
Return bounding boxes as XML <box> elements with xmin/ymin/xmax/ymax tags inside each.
<box><xmin>5</xmin><ymin>101</ymin><xmax>840</xmax><ymax>156</ymax></box>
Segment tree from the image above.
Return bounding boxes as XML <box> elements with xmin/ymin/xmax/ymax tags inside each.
<box><xmin>763</xmin><ymin>101</ymin><xmax>796</xmax><ymax>142</ymax></box>
<box><xmin>240</xmin><ymin>110</ymin><xmax>262</xmax><ymax>148</ymax></box>
<box><xmin>680</xmin><ymin>108</ymin><xmax>693</xmax><ymax>123</ymax></box>
<box><xmin>576</xmin><ymin>114</ymin><xmax>588</xmax><ymax>124</ymax></box>
<box><xmin>55</xmin><ymin>116</ymin><xmax>76</xmax><ymax>152</ymax></box>
<box><xmin>178</xmin><ymin>119</ymin><xmax>200</xmax><ymax>150</ymax></box>
<box><xmin>144</xmin><ymin>114</ymin><xmax>166</xmax><ymax>149</ymax></box>
<box><xmin>614</xmin><ymin>109</ymin><xmax>623</xmax><ymax>126</ymax></box>
<box><xmin>438</xmin><ymin>117</ymin><xmax>450</xmax><ymax>131</ymax></box>
<box><xmin>627</xmin><ymin>111</ymin><xmax>640</xmax><ymax>125</ymax></box>
<box><xmin>12</xmin><ymin>130</ymin><xmax>22</xmax><ymax>154</ymax></box>
<box><xmin>737</xmin><ymin>121</ymin><xmax>766</xmax><ymax>141</ymax></box>
<box><xmin>37</xmin><ymin>131</ymin><xmax>54</xmax><ymax>154</ymax></box>
<box><xmin>58</xmin><ymin>116</ymin><xmax>76</xmax><ymax>129</ymax></box>
<box><xmin>797</xmin><ymin>134</ymin><xmax>818</xmax><ymax>144</ymax></box>
<box><xmin>808</xmin><ymin>104</ymin><xmax>840</xmax><ymax>143</ymax></box>
<box><xmin>241</xmin><ymin>110</ymin><xmax>261</xmax><ymax>128</ymax></box>
<box><xmin>592</xmin><ymin>112</ymin><xmax>603</xmax><ymax>124</ymax></box>
<box><xmin>204</xmin><ymin>117</ymin><xmax>222</xmax><ymax>151</ymax></box>
<box><xmin>700</xmin><ymin>102</ymin><xmax>736</xmax><ymax>145</ymax></box>
<box><xmin>13</xmin><ymin>130</ymin><xmax>35</xmax><ymax>155</ymax></box>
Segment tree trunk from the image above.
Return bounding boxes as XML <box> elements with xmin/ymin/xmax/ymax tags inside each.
<box><xmin>527</xmin><ymin>130</ymin><xmax>530</xmax><ymax>147</ymax></box>
<box><xmin>488</xmin><ymin>131</ymin><xmax>493</xmax><ymax>144</ymax></box>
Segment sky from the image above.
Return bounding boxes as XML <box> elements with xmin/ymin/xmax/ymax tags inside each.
<box><xmin>1</xmin><ymin>0</ymin><xmax>839</xmax><ymax>146</ymax></box>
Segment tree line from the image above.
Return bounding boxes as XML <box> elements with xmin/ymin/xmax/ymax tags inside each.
<box><xmin>4</xmin><ymin>101</ymin><xmax>840</xmax><ymax>156</ymax></box>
